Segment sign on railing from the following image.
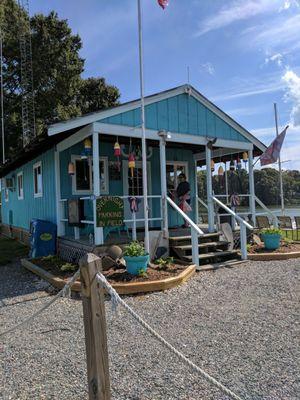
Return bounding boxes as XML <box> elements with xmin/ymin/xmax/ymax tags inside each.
<box><xmin>96</xmin><ymin>196</ymin><xmax>124</xmax><ymax>227</ymax></box>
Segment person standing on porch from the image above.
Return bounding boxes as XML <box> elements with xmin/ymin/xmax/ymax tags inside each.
<box><xmin>176</xmin><ymin>173</ymin><xmax>192</xmax><ymax>228</ymax></box>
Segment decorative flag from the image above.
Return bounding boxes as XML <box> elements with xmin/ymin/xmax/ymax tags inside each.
<box><xmin>260</xmin><ymin>126</ymin><xmax>288</xmax><ymax>166</ymax></box>
<box><xmin>158</xmin><ymin>0</ymin><xmax>169</xmax><ymax>9</ymax></box>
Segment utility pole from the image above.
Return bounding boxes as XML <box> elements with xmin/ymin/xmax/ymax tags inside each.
<box><xmin>274</xmin><ymin>103</ymin><xmax>284</xmax><ymax>215</ymax></box>
<box><xmin>0</xmin><ymin>29</ymin><xmax>5</xmax><ymax>164</ymax></box>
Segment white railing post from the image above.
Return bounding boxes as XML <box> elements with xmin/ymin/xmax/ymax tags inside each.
<box><xmin>194</xmin><ymin>159</ymin><xmax>199</xmax><ymax>225</ymax></box>
<box><xmin>55</xmin><ymin>150</ymin><xmax>65</xmax><ymax>237</ymax></box>
<box><xmin>205</xmin><ymin>145</ymin><xmax>214</xmax><ymax>232</ymax></box>
<box><xmin>93</xmin><ymin>130</ymin><xmax>104</xmax><ymax>245</ymax></box>
<box><xmin>132</xmin><ymin>211</ymin><xmax>137</xmax><ymax>241</ymax></box>
<box><xmin>240</xmin><ymin>224</ymin><xmax>247</xmax><ymax>260</ymax></box>
<box><xmin>158</xmin><ymin>131</ymin><xmax>169</xmax><ymax>238</ymax></box>
<box><xmin>248</xmin><ymin>149</ymin><xmax>256</xmax><ymax>226</ymax></box>
<box><xmin>191</xmin><ymin>228</ymin><xmax>199</xmax><ymax>268</ymax></box>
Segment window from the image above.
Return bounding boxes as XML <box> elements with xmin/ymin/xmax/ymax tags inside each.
<box><xmin>166</xmin><ymin>162</ymin><xmax>189</xmax><ymax>196</ymax></box>
<box><xmin>4</xmin><ymin>187</ymin><xmax>9</xmax><ymax>202</ymax></box>
<box><xmin>17</xmin><ymin>172</ymin><xmax>24</xmax><ymax>200</ymax></box>
<box><xmin>72</xmin><ymin>155</ymin><xmax>109</xmax><ymax>195</ymax></box>
<box><xmin>33</xmin><ymin>162</ymin><xmax>43</xmax><ymax>197</ymax></box>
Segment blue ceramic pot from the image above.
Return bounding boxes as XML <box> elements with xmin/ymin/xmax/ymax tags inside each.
<box><xmin>124</xmin><ymin>254</ymin><xmax>150</xmax><ymax>275</ymax></box>
<box><xmin>261</xmin><ymin>233</ymin><xmax>281</xmax><ymax>250</ymax></box>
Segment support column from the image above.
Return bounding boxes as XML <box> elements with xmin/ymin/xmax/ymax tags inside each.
<box><xmin>158</xmin><ymin>131</ymin><xmax>168</xmax><ymax>238</ymax></box>
<box><xmin>194</xmin><ymin>159</ymin><xmax>199</xmax><ymax>225</ymax></box>
<box><xmin>248</xmin><ymin>149</ymin><xmax>256</xmax><ymax>226</ymax></box>
<box><xmin>93</xmin><ymin>131</ymin><xmax>104</xmax><ymax>245</ymax></box>
<box><xmin>206</xmin><ymin>145</ymin><xmax>214</xmax><ymax>232</ymax></box>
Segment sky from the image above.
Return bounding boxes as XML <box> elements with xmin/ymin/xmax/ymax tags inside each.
<box><xmin>29</xmin><ymin>0</ymin><xmax>300</xmax><ymax>170</ymax></box>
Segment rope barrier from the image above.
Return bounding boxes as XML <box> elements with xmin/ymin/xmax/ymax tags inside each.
<box><xmin>0</xmin><ymin>270</ymin><xmax>80</xmax><ymax>338</ymax></box>
<box><xmin>96</xmin><ymin>272</ymin><xmax>244</xmax><ymax>400</ymax></box>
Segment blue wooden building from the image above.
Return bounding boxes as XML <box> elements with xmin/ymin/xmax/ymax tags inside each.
<box><xmin>0</xmin><ymin>85</ymin><xmax>267</xmax><ymax>266</ymax></box>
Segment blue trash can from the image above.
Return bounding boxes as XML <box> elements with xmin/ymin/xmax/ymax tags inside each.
<box><xmin>29</xmin><ymin>219</ymin><xmax>57</xmax><ymax>258</ymax></box>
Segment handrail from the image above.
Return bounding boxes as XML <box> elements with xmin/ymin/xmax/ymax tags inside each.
<box><xmin>197</xmin><ymin>196</ymin><xmax>208</xmax><ymax>210</ymax></box>
<box><xmin>213</xmin><ymin>196</ymin><xmax>253</xmax><ymax>230</ymax></box>
<box><xmin>254</xmin><ymin>196</ymin><xmax>278</xmax><ymax>226</ymax></box>
<box><xmin>167</xmin><ymin>196</ymin><xmax>204</xmax><ymax>235</ymax></box>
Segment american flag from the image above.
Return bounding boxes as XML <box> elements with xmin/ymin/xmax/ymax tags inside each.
<box><xmin>158</xmin><ymin>0</ymin><xmax>169</xmax><ymax>9</ymax></box>
<box><xmin>260</xmin><ymin>126</ymin><xmax>288</xmax><ymax>166</ymax></box>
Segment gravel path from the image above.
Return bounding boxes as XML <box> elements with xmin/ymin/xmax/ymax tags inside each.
<box><xmin>0</xmin><ymin>259</ymin><xmax>299</xmax><ymax>400</ymax></box>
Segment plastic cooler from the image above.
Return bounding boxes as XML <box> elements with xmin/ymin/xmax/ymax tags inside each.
<box><xmin>29</xmin><ymin>219</ymin><xmax>57</xmax><ymax>258</ymax></box>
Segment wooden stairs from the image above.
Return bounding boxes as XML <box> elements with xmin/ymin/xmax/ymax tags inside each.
<box><xmin>169</xmin><ymin>231</ymin><xmax>243</xmax><ymax>268</ymax></box>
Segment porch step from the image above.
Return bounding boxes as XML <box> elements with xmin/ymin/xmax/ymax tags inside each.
<box><xmin>183</xmin><ymin>250</ymin><xmax>239</xmax><ymax>262</ymax></box>
<box><xmin>172</xmin><ymin>241</ymin><xmax>228</xmax><ymax>251</ymax></box>
<box><xmin>169</xmin><ymin>232</ymin><xmax>222</xmax><ymax>244</ymax></box>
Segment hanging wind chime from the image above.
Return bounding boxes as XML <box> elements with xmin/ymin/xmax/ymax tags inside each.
<box><xmin>236</xmin><ymin>155</ymin><xmax>242</xmax><ymax>171</ymax></box>
<box><xmin>210</xmin><ymin>159</ymin><xmax>215</xmax><ymax>172</ymax></box>
<box><xmin>128</xmin><ymin>138</ymin><xmax>136</xmax><ymax>178</ymax></box>
<box><xmin>242</xmin><ymin>151</ymin><xmax>248</xmax><ymax>167</ymax></box>
<box><xmin>229</xmin><ymin>159</ymin><xmax>235</xmax><ymax>171</ymax></box>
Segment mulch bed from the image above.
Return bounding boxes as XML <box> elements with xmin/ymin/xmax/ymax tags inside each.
<box><xmin>31</xmin><ymin>256</ymin><xmax>187</xmax><ymax>283</ymax></box>
<box><xmin>248</xmin><ymin>242</ymin><xmax>300</xmax><ymax>254</ymax></box>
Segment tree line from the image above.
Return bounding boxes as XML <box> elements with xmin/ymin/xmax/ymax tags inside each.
<box><xmin>0</xmin><ymin>0</ymin><xmax>120</xmax><ymax>160</ymax></box>
<box><xmin>197</xmin><ymin>168</ymin><xmax>300</xmax><ymax>207</ymax></box>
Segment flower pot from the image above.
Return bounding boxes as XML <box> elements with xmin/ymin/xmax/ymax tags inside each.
<box><xmin>261</xmin><ymin>233</ymin><xmax>281</xmax><ymax>250</ymax></box>
<box><xmin>124</xmin><ymin>254</ymin><xmax>150</xmax><ymax>276</ymax></box>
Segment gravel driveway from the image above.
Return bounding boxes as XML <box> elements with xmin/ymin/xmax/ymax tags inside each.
<box><xmin>0</xmin><ymin>259</ymin><xmax>299</xmax><ymax>400</ymax></box>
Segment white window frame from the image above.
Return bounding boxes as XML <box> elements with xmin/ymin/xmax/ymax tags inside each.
<box><xmin>33</xmin><ymin>161</ymin><xmax>43</xmax><ymax>198</ymax></box>
<box><xmin>71</xmin><ymin>155</ymin><xmax>109</xmax><ymax>195</ymax></box>
<box><xmin>72</xmin><ymin>155</ymin><xmax>93</xmax><ymax>195</ymax></box>
<box><xmin>166</xmin><ymin>161</ymin><xmax>189</xmax><ymax>189</ymax></box>
<box><xmin>17</xmin><ymin>171</ymin><xmax>24</xmax><ymax>200</ymax></box>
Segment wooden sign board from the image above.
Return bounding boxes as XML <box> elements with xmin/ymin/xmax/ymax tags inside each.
<box><xmin>96</xmin><ymin>196</ymin><xmax>124</xmax><ymax>227</ymax></box>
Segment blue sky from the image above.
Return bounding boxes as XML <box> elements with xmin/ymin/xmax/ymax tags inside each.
<box><xmin>29</xmin><ymin>0</ymin><xmax>300</xmax><ymax>169</ymax></box>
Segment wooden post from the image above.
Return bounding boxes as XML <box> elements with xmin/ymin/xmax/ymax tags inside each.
<box><xmin>80</xmin><ymin>253</ymin><xmax>111</xmax><ymax>400</ymax></box>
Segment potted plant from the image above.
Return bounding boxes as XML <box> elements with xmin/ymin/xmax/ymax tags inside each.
<box><xmin>123</xmin><ymin>241</ymin><xmax>150</xmax><ymax>276</ymax></box>
<box><xmin>260</xmin><ymin>228</ymin><xmax>283</xmax><ymax>250</ymax></box>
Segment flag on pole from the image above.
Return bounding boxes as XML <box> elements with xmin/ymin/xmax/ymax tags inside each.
<box><xmin>158</xmin><ymin>0</ymin><xmax>169</xmax><ymax>9</ymax></box>
<box><xmin>260</xmin><ymin>126</ymin><xmax>288</xmax><ymax>166</ymax></box>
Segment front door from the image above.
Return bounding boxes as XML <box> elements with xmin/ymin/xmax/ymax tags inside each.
<box><xmin>123</xmin><ymin>161</ymin><xmax>151</xmax><ymax>227</ymax></box>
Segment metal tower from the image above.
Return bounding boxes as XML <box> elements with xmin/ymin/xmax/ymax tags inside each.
<box><xmin>18</xmin><ymin>0</ymin><xmax>36</xmax><ymax>147</ymax></box>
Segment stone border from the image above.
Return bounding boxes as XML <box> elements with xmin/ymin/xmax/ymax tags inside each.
<box><xmin>21</xmin><ymin>259</ymin><xmax>196</xmax><ymax>295</ymax></box>
<box><xmin>248</xmin><ymin>251</ymin><xmax>300</xmax><ymax>261</ymax></box>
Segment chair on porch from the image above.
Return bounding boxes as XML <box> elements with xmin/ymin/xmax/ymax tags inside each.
<box><xmin>256</xmin><ymin>216</ymin><xmax>271</xmax><ymax>229</ymax></box>
<box><xmin>277</xmin><ymin>216</ymin><xmax>294</xmax><ymax>240</ymax></box>
<box><xmin>294</xmin><ymin>216</ymin><xmax>300</xmax><ymax>241</ymax></box>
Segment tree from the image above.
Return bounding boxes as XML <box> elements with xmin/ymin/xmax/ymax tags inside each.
<box><xmin>0</xmin><ymin>1</ymin><xmax>120</xmax><ymax>159</ymax></box>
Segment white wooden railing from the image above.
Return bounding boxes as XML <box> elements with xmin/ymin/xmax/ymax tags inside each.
<box><xmin>212</xmin><ymin>196</ymin><xmax>253</xmax><ymax>260</ymax></box>
<box><xmin>167</xmin><ymin>196</ymin><xmax>204</xmax><ymax>268</ymax></box>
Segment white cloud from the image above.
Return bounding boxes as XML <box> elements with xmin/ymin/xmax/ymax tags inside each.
<box><xmin>279</xmin><ymin>0</ymin><xmax>300</xmax><ymax>11</ymax></box>
<box><xmin>282</xmin><ymin>69</ymin><xmax>300</xmax><ymax>126</ymax></box>
<box><xmin>264</xmin><ymin>53</ymin><xmax>283</xmax><ymax>67</ymax></box>
<box><xmin>195</xmin><ymin>0</ymin><xmax>280</xmax><ymax>37</ymax></box>
<box><xmin>201</xmin><ymin>62</ymin><xmax>215</xmax><ymax>75</ymax></box>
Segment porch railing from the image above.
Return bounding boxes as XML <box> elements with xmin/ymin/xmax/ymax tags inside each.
<box><xmin>167</xmin><ymin>196</ymin><xmax>204</xmax><ymax>268</ymax></box>
<box><xmin>212</xmin><ymin>196</ymin><xmax>253</xmax><ymax>260</ymax></box>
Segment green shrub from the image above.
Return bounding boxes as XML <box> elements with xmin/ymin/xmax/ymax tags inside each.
<box><xmin>154</xmin><ymin>256</ymin><xmax>174</xmax><ymax>267</ymax></box>
<box><xmin>260</xmin><ymin>228</ymin><xmax>283</xmax><ymax>236</ymax></box>
<box><xmin>123</xmin><ymin>241</ymin><xmax>147</xmax><ymax>257</ymax></box>
<box><xmin>60</xmin><ymin>263</ymin><xmax>76</xmax><ymax>272</ymax></box>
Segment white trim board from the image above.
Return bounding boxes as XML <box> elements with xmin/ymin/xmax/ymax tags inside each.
<box><xmin>48</xmin><ymin>84</ymin><xmax>266</xmax><ymax>152</ymax></box>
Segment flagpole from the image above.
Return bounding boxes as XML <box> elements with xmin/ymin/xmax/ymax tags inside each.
<box><xmin>0</xmin><ymin>29</ymin><xmax>5</xmax><ymax>164</ymax></box>
<box><xmin>137</xmin><ymin>0</ymin><xmax>150</xmax><ymax>252</ymax></box>
<box><xmin>274</xmin><ymin>103</ymin><xmax>284</xmax><ymax>215</ymax></box>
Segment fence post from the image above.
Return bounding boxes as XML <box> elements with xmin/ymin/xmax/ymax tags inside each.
<box><xmin>240</xmin><ymin>224</ymin><xmax>247</xmax><ymax>260</ymax></box>
<box><xmin>79</xmin><ymin>253</ymin><xmax>111</xmax><ymax>400</ymax></box>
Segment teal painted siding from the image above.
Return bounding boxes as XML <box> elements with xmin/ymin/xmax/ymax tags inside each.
<box><xmin>99</xmin><ymin>93</ymin><xmax>249</xmax><ymax>143</ymax></box>
<box><xmin>1</xmin><ymin>149</ymin><xmax>56</xmax><ymax>230</ymax></box>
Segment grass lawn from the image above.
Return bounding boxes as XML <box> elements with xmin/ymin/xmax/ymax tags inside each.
<box><xmin>283</xmin><ymin>229</ymin><xmax>300</xmax><ymax>241</ymax></box>
<box><xmin>0</xmin><ymin>236</ymin><xmax>28</xmax><ymax>266</ymax></box>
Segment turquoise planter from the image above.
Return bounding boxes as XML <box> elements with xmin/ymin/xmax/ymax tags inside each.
<box><xmin>124</xmin><ymin>254</ymin><xmax>150</xmax><ymax>276</ymax></box>
<box><xmin>261</xmin><ymin>233</ymin><xmax>281</xmax><ymax>250</ymax></box>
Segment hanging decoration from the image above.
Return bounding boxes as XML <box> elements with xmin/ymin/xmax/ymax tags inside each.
<box><xmin>128</xmin><ymin>153</ymin><xmax>136</xmax><ymax>177</ymax></box>
<box><xmin>236</xmin><ymin>156</ymin><xmax>242</xmax><ymax>171</ymax></box>
<box><xmin>210</xmin><ymin>159</ymin><xmax>215</xmax><ymax>172</ymax></box>
<box><xmin>68</xmin><ymin>162</ymin><xmax>75</xmax><ymax>175</ymax></box>
<box><xmin>229</xmin><ymin>159</ymin><xmax>235</xmax><ymax>171</ymax></box>
<box><xmin>114</xmin><ymin>139</ymin><xmax>121</xmax><ymax>171</ymax></box>
<box><xmin>218</xmin><ymin>165</ymin><xmax>224</xmax><ymax>176</ymax></box>
<box><xmin>242</xmin><ymin>152</ymin><xmax>248</xmax><ymax>166</ymax></box>
<box><xmin>84</xmin><ymin>138</ymin><xmax>92</xmax><ymax>155</ymax></box>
